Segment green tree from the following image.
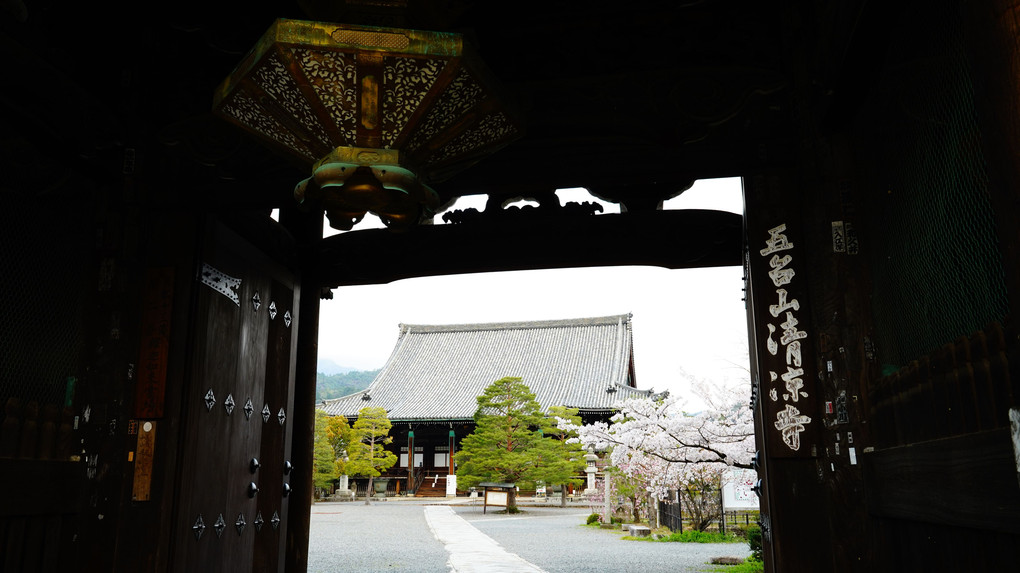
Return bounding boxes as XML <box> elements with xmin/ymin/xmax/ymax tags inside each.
<box><xmin>324</xmin><ymin>414</ymin><xmax>353</xmax><ymax>476</ymax></box>
<box><xmin>345</xmin><ymin>406</ymin><xmax>397</xmax><ymax>505</ymax></box>
<box><xmin>539</xmin><ymin>405</ymin><xmax>586</xmax><ymax>507</ymax></box>
<box><xmin>455</xmin><ymin>377</ymin><xmax>582</xmax><ymax>511</ymax></box>
<box><xmin>312</xmin><ymin>410</ymin><xmax>339</xmax><ymax>497</ymax></box>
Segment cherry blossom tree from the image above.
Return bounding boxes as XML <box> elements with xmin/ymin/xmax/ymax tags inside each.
<box><xmin>675</xmin><ymin>464</ymin><xmax>725</xmax><ymax>532</ymax></box>
<box><xmin>566</xmin><ymin>370</ymin><xmax>755</xmax><ymax>510</ymax></box>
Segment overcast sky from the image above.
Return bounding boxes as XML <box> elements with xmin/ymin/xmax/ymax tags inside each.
<box><xmin>316</xmin><ymin>177</ymin><xmax>749</xmax><ymax>407</ymax></box>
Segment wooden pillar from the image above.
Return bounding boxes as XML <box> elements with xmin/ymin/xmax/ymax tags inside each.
<box><xmin>282</xmin><ymin>208</ymin><xmax>322</xmax><ymax>573</ymax></box>
<box><xmin>448</xmin><ymin>429</ymin><xmax>457</xmax><ymax>496</ymax></box>
<box><xmin>448</xmin><ymin>429</ymin><xmax>455</xmax><ymax>470</ymax></box>
<box><xmin>744</xmin><ymin>173</ymin><xmax>832</xmax><ymax>572</ymax></box>
<box><xmin>407</xmin><ymin>430</ymin><xmax>415</xmax><ymax>493</ymax></box>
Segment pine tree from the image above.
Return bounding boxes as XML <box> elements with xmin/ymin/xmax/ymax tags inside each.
<box><xmin>455</xmin><ymin>377</ymin><xmax>583</xmax><ymax>511</ymax></box>
<box><xmin>539</xmin><ymin>405</ymin><xmax>586</xmax><ymax>506</ymax></box>
<box><xmin>345</xmin><ymin>406</ymin><xmax>397</xmax><ymax>505</ymax></box>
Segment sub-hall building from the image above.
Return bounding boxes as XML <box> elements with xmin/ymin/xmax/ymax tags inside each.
<box><xmin>318</xmin><ymin>314</ymin><xmax>655</xmax><ymax>497</ymax></box>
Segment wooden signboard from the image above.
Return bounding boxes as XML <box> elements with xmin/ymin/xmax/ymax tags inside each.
<box><xmin>480</xmin><ymin>482</ymin><xmax>515</xmax><ymax>514</ymax></box>
<box><xmin>132</xmin><ymin>420</ymin><xmax>157</xmax><ymax>501</ymax></box>
<box><xmin>748</xmin><ymin>219</ymin><xmax>819</xmax><ymax>458</ymax></box>
<box><xmin>485</xmin><ymin>490</ymin><xmax>508</xmax><ymax>507</ymax></box>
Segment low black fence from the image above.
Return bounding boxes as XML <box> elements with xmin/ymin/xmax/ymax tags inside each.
<box><xmin>722</xmin><ymin>510</ymin><xmax>758</xmax><ymax>528</ymax></box>
<box><xmin>659</xmin><ymin>501</ymin><xmax>682</xmax><ymax>531</ymax></box>
<box><xmin>657</xmin><ymin>502</ymin><xmax>760</xmax><ymax>533</ymax></box>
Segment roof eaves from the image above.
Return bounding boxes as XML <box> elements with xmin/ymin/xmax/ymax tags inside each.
<box><xmin>388</xmin><ymin>417</ymin><xmax>475</xmax><ymax>424</ymax></box>
<box><xmin>400</xmin><ymin>314</ymin><xmax>633</xmax><ymax>335</ymax></box>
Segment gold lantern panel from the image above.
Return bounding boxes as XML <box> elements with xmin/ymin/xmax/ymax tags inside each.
<box><xmin>213</xmin><ymin>19</ymin><xmax>523</xmax><ymax>229</ymax></box>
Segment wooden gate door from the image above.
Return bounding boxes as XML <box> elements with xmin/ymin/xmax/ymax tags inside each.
<box><xmin>170</xmin><ymin>222</ymin><xmax>299</xmax><ymax>573</ymax></box>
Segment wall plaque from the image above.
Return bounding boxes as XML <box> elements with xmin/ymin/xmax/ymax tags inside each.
<box><xmin>750</xmin><ymin>220</ymin><xmax>818</xmax><ymax>458</ymax></box>
<box><xmin>132</xmin><ymin>420</ymin><xmax>157</xmax><ymax>501</ymax></box>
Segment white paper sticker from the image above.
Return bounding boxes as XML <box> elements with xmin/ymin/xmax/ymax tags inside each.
<box><xmin>849</xmin><ymin>447</ymin><xmax>857</xmax><ymax>465</ymax></box>
<box><xmin>831</xmin><ymin>221</ymin><xmax>846</xmax><ymax>253</ymax></box>
<box><xmin>1010</xmin><ymin>408</ymin><xmax>1020</xmax><ymax>472</ymax></box>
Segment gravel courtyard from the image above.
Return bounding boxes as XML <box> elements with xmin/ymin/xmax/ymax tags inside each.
<box><xmin>307</xmin><ymin>500</ymin><xmax>750</xmax><ymax>573</ymax></box>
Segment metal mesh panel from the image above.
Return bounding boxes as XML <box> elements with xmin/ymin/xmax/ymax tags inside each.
<box><xmin>331</xmin><ymin>29</ymin><xmax>410</xmax><ymax>50</ymax></box>
<box><xmin>853</xmin><ymin>0</ymin><xmax>1008</xmax><ymax>370</ymax></box>
<box><xmin>0</xmin><ymin>195</ymin><xmax>90</xmax><ymax>423</ymax></box>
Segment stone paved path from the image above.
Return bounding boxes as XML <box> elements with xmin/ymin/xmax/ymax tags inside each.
<box><xmin>424</xmin><ymin>506</ymin><xmax>546</xmax><ymax>572</ymax></box>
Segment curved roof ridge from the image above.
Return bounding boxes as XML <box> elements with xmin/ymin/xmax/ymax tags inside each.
<box><xmin>319</xmin><ymin>388</ymin><xmax>370</xmax><ymax>406</ymax></box>
<box><xmin>319</xmin><ymin>312</ymin><xmax>642</xmax><ymax>419</ymax></box>
<box><xmin>399</xmin><ymin>313</ymin><xmax>633</xmax><ymax>334</ymax></box>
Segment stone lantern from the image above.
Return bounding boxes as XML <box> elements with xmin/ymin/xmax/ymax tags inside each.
<box><xmin>584</xmin><ymin>446</ymin><xmax>599</xmax><ymax>494</ymax></box>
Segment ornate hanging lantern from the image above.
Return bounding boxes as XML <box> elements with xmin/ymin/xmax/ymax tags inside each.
<box><xmin>213</xmin><ymin>18</ymin><xmax>522</xmax><ymax>230</ymax></box>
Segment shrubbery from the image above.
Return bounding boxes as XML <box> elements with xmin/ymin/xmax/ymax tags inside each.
<box><xmin>658</xmin><ymin>530</ymin><xmax>743</xmax><ymax>543</ymax></box>
<box><xmin>746</xmin><ymin>525</ymin><xmax>763</xmax><ymax>561</ymax></box>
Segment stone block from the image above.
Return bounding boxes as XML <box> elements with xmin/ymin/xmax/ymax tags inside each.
<box><xmin>330</xmin><ymin>490</ymin><xmax>355</xmax><ymax>502</ymax></box>
<box><xmin>627</xmin><ymin>525</ymin><xmax>651</xmax><ymax>536</ymax></box>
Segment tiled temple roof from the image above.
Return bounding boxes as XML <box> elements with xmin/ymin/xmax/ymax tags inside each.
<box><xmin>318</xmin><ymin>314</ymin><xmax>653</xmax><ymax>421</ymax></box>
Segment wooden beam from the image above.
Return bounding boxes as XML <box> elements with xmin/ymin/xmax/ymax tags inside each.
<box><xmin>862</xmin><ymin>428</ymin><xmax>1020</xmax><ymax>534</ymax></box>
<box><xmin>314</xmin><ymin>209</ymin><xmax>743</xmax><ymax>287</ymax></box>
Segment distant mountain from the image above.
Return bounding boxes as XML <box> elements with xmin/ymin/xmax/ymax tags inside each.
<box><xmin>316</xmin><ymin>358</ymin><xmax>355</xmax><ymax>376</ymax></box>
<box><xmin>316</xmin><ymin>368</ymin><xmax>380</xmax><ymax>402</ymax></box>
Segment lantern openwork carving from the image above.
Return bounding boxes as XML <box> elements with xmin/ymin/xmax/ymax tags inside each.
<box><xmin>213</xmin><ymin>18</ymin><xmax>522</xmax><ymax>230</ymax></box>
